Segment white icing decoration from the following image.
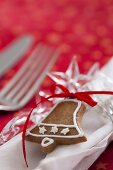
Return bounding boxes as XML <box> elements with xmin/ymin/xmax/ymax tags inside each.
<box><xmin>28</xmin><ymin>132</ymin><xmax>84</xmax><ymax>138</ymax></box>
<box><xmin>50</xmin><ymin>126</ymin><xmax>58</xmax><ymax>134</ymax></box>
<box><xmin>27</xmin><ymin>99</ymin><xmax>85</xmax><ymax>139</ymax></box>
<box><xmin>39</xmin><ymin>126</ymin><xmax>47</xmax><ymax>134</ymax></box>
<box><xmin>41</xmin><ymin>137</ymin><xmax>54</xmax><ymax>147</ymax></box>
<box><xmin>61</xmin><ymin>128</ymin><xmax>69</xmax><ymax>135</ymax></box>
<box><xmin>38</xmin><ymin>123</ymin><xmax>75</xmax><ymax>127</ymax></box>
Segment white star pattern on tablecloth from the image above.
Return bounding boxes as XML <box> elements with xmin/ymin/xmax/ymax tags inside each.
<box><xmin>50</xmin><ymin>126</ymin><xmax>58</xmax><ymax>134</ymax></box>
<box><xmin>39</xmin><ymin>126</ymin><xmax>47</xmax><ymax>134</ymax></box>
<box><xmin>61</xmin><ymin>128</ymin><xmax>70</xmax><ymax>135</ymax></box>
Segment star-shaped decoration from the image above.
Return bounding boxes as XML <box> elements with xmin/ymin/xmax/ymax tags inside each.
<box><xmin>50</xmin><ymin>126</ymin><xmax>58</xmax><ymax>134</ymax></box>
<box><xmin>61</xmin><ymin>128</ymin><xmax>70</xmax><ymax>135</ymax></box>
<box><xmin>96</xmin><ymin>162</ymin><xmax>108</xmax><ymax>170</ymax></box>
<box><xmin>48</xmin><ymin>56</ymin><xmax>99</xmax><ymax>92</ymax></box>
<box><xmin>39</xmin><ymin>126</ymin><xmax>47</xmax><ymax>134</ymax></box>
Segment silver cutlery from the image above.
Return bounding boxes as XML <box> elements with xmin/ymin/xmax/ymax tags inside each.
<box><xmin>0</xmin><ymin>43</ymin><xmax>60</xmax><ymax>145</ymax></box>
<box><xmin>0</xmin><ymin>35</ymin><xmax>34</xmax><ymax>76</ymax></box>
<box><xmin>0</xmin><ymin>44</ymin><xmax>60</xmax><ymax>111</ymax></box>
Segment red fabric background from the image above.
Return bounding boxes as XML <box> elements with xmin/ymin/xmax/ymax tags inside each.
<box><xmin>0</xmin><ymin>0</ymin><xmax>113</xmax><ymax>169</ymax></box>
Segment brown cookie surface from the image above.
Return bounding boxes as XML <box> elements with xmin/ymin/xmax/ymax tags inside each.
<box><xmin>26</xmin><ymin>99</ymin><xmax>87</xmax><ymax>153</ymax></box>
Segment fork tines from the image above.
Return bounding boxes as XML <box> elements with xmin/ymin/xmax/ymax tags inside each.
<box><xmin>0</xmin><ymin>44</ymin><xmax>60</xmax><ymax>109</ymax></box>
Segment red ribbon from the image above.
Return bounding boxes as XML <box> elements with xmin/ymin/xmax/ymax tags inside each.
<box><xmin>22</xmin><ymin>84</ymin><xmax>113</xmax><ymax>167</ymax></box>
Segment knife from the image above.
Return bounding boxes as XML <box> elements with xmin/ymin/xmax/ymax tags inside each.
<box><xmin>0</xmin><ymin>35</ymin><xmax>34</xmax><ymax>77</ymax></box>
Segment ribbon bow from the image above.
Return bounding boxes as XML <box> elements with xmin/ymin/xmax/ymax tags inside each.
<box><xmin>22</xmin><ymin>84</ymin><xmax>113</xmax><ymax>167</ymax></box>
<box><xmin>49</xmin><ymin>84</ymin><xmax>98</xmax><ymax>107</ymax></box>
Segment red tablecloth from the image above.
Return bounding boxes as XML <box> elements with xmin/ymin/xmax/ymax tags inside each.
<box><xmin>0</xmin><ymin>0</ymin><xmax>113</xmax><ymax>169</ymax></box>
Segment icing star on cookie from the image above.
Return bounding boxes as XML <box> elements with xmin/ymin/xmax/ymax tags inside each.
<box><xmin>61</xmin><ymin>128</ymin><xmax>69</xmax><ymax>135</ymax></box>
<box><xmin>39</xmin><ymin>126</ymin><xmax>47</xmax><ymax>134</ymax></box>
<box><xmin>50</xmin><ymin>126</ymin><xmax>58</xmax><ymax>134</ymax></box>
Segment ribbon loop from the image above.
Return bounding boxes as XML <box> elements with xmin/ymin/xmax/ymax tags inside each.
<box><xmin>75</xmin><ymin>92</ymin><xmax>97</xmax><ymax>106</ymax></box>
<box><xmin>50</xmin><ymin>84</ymin><xmax>70</xmax><ymax>94</ymax></box>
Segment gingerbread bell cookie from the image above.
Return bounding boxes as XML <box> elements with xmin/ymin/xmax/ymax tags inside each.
<box><xmin>26</xmin><ymin>99</ymin><xmax>87</xmax><ymax>153</ymax></box>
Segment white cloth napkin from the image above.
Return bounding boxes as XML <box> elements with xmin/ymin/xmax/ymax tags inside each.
<box><xmin>1</xmin><ymin>58</ymin><xmax>113</xmax><ymax>170</ymax></box>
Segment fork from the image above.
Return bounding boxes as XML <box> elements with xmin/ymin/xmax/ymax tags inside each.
<box><xmin>0</xmin><ymin>43</ymin><xmax>60</xmax><ymax>111</ymax></box>
<box><xmin>0</xmin><ymin>44</ymin><xmax>60</xmax><ymax>144</ymax></box>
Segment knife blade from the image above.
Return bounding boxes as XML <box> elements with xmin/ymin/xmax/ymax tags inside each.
<box><xmin>0</xmin><ymin>35</ymin><xmax>34</xmax><ymax>77</ymax></box>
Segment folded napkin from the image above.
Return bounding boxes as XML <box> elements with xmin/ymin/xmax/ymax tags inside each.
<box><xmin>1</xmin><ymin>58</ymin><xmax>113</xmax><ymax>170</ymax></box>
